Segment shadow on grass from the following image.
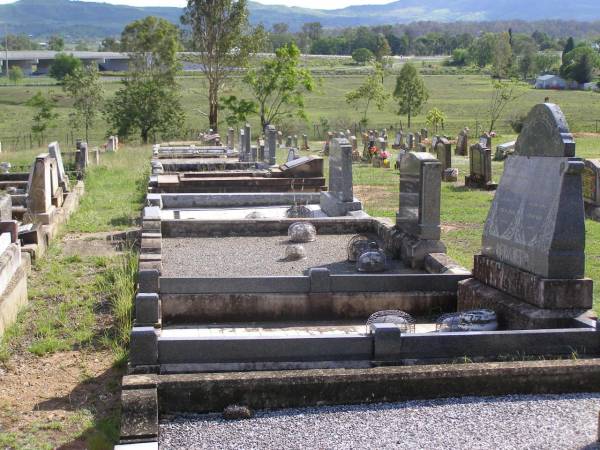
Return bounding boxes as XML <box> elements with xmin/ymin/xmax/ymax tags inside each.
<box><xmin>34</xmin><ymin>365</ymin><xmax>124</xmax><ymax>450</ymax></box>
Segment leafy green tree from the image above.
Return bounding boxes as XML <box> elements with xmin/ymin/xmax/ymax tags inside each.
<box><xmin>105</xmin><ymin>17</ymin><xmax>185</xmax><ymax>143</ymax></box>
<box><xmin>562</xmin><ymin>37</ymin><xmax>575</xmax><ymax>63</ymax></box>
<box><xmin>492</xmin><ymin>32</ymin><xmax>513</xmax><ymax>78</ymax></box>
<box><xmin>487</xmin><ymin>79</ymin><xmax>521</xmax><ymax>133</ymax></box>
<box><xmin>352</xmin><ymin>48</ymin><xmax>374</xmax><ymax>65</ymax></box>
<box><xmin>63</xmin><ymin>66</ymin><xmax>104</xmax><ymax>142</ymax></box>
<box><xmin>426</xmin><ymin>108</ymin><xmax>446</xmax><ymax>133</ymax></box>
<box><xmin>48</xmin><ymin>35</ymin><xmax>65</xmax><ymax>51</ymax></box>
<box><xmin>468</xmin><ymin>33</ymin><xmax>496</xmax><ymax>68</ymax></box>
<box><xmin>302</xmin><ymin>22</ymin><xmax>322</xmax><ymax>42</ymax></box>
<box><xmin>393</xmin><ymin>63</ymin><xmax>429</xmax><ymax>129</ymax></box>
<box><xmin>374</xmin><ymin>33</ymin><xmax>391</xmax><ymax>62</ymax></box>
<box><xmin>26</xmin><ymin>92</ymin><xmax>58</xmax><ymax>140</ymax></box>
<box><xmin>345</xmin><ymin>65</ymin><xmax>389</xmax><ymax>126</ymax></box>
<box><xmin>449</xmin><ymin>48</ymin><xmax>468</xmax><ymax>66</ymax></box>
<box><xmin>0</xmin><ymin>34</ymin><xmax>40</xmax><ymax>51</ymax></box>
<box><xmin>99</xmin><ymin>37</ymin><xmax>121</xmax><ymax>52</ymax></box>
<box><xmin>561</xmin><ymin>46</ymin><xmax>600</xmax><ymax>84</ymax></box>
<box><xmin>243</xmin><ymin>43</ymin><xmax>314</xmax><ymax>130</ymax></box>
<box><xmin>220</xmin><ymin>95</ymin><xmax>258</xmax><ymax>128</ymax></box>
<box><xmin>182</xmin><ymin>0</ymin><xmax>265</xmax><ymax>131</ymax></box>
<box><xmin>49</xmin><ymin>53</ymin><xmax>83</xmax><ymax>81</ymax></box>
<box><xmin>534</xmin><ymin>52</ymin><xmax>560</xmax><ymax>74</ymax></box>
<box><xmin>8</xmin><ymin>66</ymin><xmax>24</xmax><ymax>84</ymax></box>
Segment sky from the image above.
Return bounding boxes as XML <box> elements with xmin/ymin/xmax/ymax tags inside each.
<box><xmin>0</xmin><ymin>0</ymin><xmax>395</xmax><ymax>9</ymax></box>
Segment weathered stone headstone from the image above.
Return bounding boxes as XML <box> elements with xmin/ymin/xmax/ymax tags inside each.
<box><xmin>48</xmin><ymin>142</ymin><xmax>70</xmax><ymax>192</ymax></box>
<box><xmin>407</xmin><ymin>133</ymin><xmax>414</xmax><ymax>150</ymax></box>
<box><xmin>435</xmin><ymin>137</ymin><xmax>456</xmax><ymax>182</ymax></box>
<box><xmin>244</xmin><ymin>124</ymin><xmax>251</xmax><ymax>161</ymax></box>
<box><xmin>292</xmin><ymin>135</ymin><xmax>298</xmax><ymax>149</ymax></box>
<box><xmin>465</xmin><ymin>143</ymin><xmax>496</xmax><ymax>190</ymax></box>
<box><xmin>227</xmin><ymin>127</ymin><xmax>235</xmax><ymax>150</ymax></box>
<box><xmin>266</xmin><ymin>125</ymin><xmax>277</xmax><ymax>165</ymax></box>
<box><xmin>458</xmin><ymin>103</ymin><xmax>592</xmax><ymax>329</ymax></box>
<box><xmin>302</xmin><ymin>134</ymin><xmax>309</xmax><ymax>151</ymax></box>
<box><xmin>396</xmin><ymin>152</ymin><xmax>446</xmax><ymax>267</ymax></box>
<box><xmin>583</xmin><ymin>159</ymin><xmax>600</xmax><ymax>220</ymax></box>
<box><xmin>494</xmin><ymin>140</ymin><xmax>516</xmax><ymax>161</ymax></box>
<box><xmin>393</xmin><ymin>131</ymin><xmax>403</xmax><ymax>150</ymax></box>
<box><xmin>320</xmin><ymin>138</ymin><xmax>362</xmax><ymax>216</ymax></box>
<box><xmin>455</xmin><ymin>128</ymin><xmax>469</xmax><ymax>156</ymax></box>
<box><xmin>277</xmin><ymin>131</ymin><xmax>283</xmax><ymax>147</ymax></box>
<box><xmin>287</xmin><ymin>147</ymin><xmax>299</xmax><ymax>162</ymax></box>
<box><xmin>27</xmin><ymin>154</ymin><xmax>54</xmax><ymax>219</ymax></box>
<box><xmin>239</xmin><ymin>129</ymin><xmax>245</xmax><ymax>161</ymax></box>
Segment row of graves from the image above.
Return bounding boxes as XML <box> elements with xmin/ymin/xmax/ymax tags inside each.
<box><xmin>0</xmin><ymin>141</ymin><xmax>87</xmax><ymax>336</ymax></box>
<box><xmin>118</xmin><ymin>105</ymin><xmax>600</xmax><ymax>449</ymax></box>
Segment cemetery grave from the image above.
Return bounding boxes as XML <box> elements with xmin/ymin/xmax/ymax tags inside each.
<box><xmin>116</xmin><ymin>103</ymin><xmax>600</xmax><ymax>448</ymax></box>
<box><xmin>0</xmin><ymin>141</ymin><xmax>86</xmax><ymax>337</ymax></box>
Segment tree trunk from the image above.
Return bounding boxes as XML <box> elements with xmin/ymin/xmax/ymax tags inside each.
<box><xmin>407</xmin><ymin>112</ymin><xmax>411</xmax><ymax>129</ymax></box>
<box><xmin>141</xmin><ymin>129</ymin><xmax>149</xmax><ymax>144</ymax></box>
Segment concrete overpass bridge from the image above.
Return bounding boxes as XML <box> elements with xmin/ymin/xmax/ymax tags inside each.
<box><xmin>1</xmin><ymin>51</ymin><xmax>130</xmax><ymax>75</ymax></box>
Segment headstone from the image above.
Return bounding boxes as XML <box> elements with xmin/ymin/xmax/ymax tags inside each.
<box><xmin>293</xmin><ymin>135</ymin><xmax>298</xmax><ymax>149</ymax></box>
<box><xmin>302</xmin><ymin>134</ymin><xmax>309</xmax><ymax>151</ymax></box>
<box><xmin>465</xmin><ymin>143</ymin><xmax>496</xmax><ymax>190</ymax></box>
<box><xmin>397</xmin><ymin>152</ymin><xmax>442</xmax><ymax>241</ymax></box>
<box><xmin>455</xmin><ymin>128</ymin><xmax>469</xmax><ymax>156</ymax></box>
<box><xmin>479</xmin><ymin>133</ymin><xmax>492</xmax><ymax>150</ymax></box>
<box><xmin>107</xmin><ymin>136</ymin><xmax>119</xmax><ymax>152</ymax></box>
<box><xmin>458</xmin><ymin>103</ymin><xmax>592</xmax><ymax>329</ymax></box>
<box><xmin>27</xmin><ymin>154</ymin><xmax>54</xmax><ymax>217</ymax></box>
<box><xmin>482</xmin><ymin>103</ymin><xmax>585</xmax><ymax>278</ymax></box>
<box><xmin>287</xmin><ymin>147</ymin><xmax>299</xmax><ymax>162</ymax></box>
<box><xmin>48</xmin><ymin>142</ymin><xmax>69</xmax><ymax>191</ymax></box>
<box><xmin>415</xmin><ymin>132</ymin><xmax>421</xmax><ymax>145</ymax></box>
<box><xmin>407</xmin><ymin>133</ymin><xmax>414</xmax><ymax>150</ymax></box>
<box><xmin>435</xmin><ymin>138</ymin><xmax>455</xmax><ymax>182</ymax></box>
<box><xmin>421</xmin><ymin>128</ymin><xmax>428</xmax><ymax>139</ymax></box>
<box><xmin>227</xmin><ymin>127</ymin><xmax>235</xmax><ymax>150</ymax></box>
<box><xmin>277</xmin><ymin>131</ymin><xmax>283</xmax><ymax>147</ymax></box>
<box><xmin>239</xmin><ymin>129</ymin><xmax>245</xmax><ymax>161</ymax></box>
<box><xmin>244</xmin><ymin>124</ymin><xmax>251</xmax><ymax>162</ymax></box>
<box><xmin>266</xmin><ymin>125</ymin><xmax>277</xmax><ymax>165</ymax></box>
<box><xmin>320</xmin><ymin>138</ymin><xmax>362</xmax><ymax>216</ymax></box>
<box><xmin>393</xmin><ymin>131</ymin><xmax>403</xmax><ymax>150</ymax></box>
<box><xmin>286</xmin><ymin>136</ymin><xmax>292</xmax><ymax>148</ymax></box>
<box><xmin>494</xmin><ymin>141</ymin><xmax>516</xmax><ymax>161</ymax></box>
<box><xmin>583</xmin><ymin>159</ymin><xmax>600</xmax><ymax>220</ymax></box>
<box><xmin>280</xmin><ymin>156</ymin><xmax>323</xmax><ymax>178</ymax></box>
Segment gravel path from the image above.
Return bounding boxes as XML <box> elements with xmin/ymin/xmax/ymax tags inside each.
<box><xmin>162</xmin><ymin>235</ymin><xmax>413</xmax><ymax>277</ymax></box>
<box><xmin>160</xmin><ymin>394</ymin><xmax>600</xmax><ymax>450</ymax></box>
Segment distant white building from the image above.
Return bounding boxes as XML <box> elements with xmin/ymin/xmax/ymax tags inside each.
<box><xmin>535</xmin><ymin>74</ymin><xmax>568</xmax><ymax>90</ymax></box>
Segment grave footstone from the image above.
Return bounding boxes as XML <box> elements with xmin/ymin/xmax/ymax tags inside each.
<box><xmin>396</xmin><ymin>151</ymin><xmax>446</xmax><ymax>268</ymax></box>
<box><xmin>320</xmin><ymin>138</ymin><xmax>362</xmax><ymax>216</ymax></box>
<box><xmin>457</xmin><ymin>103</ymin><xmax>592</xmax><ymax>329</ymax></box>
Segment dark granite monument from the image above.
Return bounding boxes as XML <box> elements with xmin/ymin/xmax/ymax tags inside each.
<box><xmin>458</xmin><ymin>103</ymin><xmax>592</xmax><ymax>329</ymax></box>
<box><xmin>435</xmin><ymin>138</ymin><xmax>456</xmax><ymax>182</ymax></box>
<box><xmin>455</xmin><ymin>128</ymin><xmax>469</xmax><ymax>156</ymax></box>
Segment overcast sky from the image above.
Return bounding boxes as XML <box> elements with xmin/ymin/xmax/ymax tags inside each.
<box><xmin>0</xmin><ymin>0</ymin><xmax>395</xmax><ymax>9</ymax></box>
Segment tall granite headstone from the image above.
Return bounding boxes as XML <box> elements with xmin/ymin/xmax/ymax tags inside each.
<box><xmin>266</xmin><ymin>125</ymin><xmax>277</xmax><ymax>165</ymax></box>
<box><xmin>244</xmin><ymin>124</ymin><xmax>252</xmax><ymax>162</ymax></box>
<box><xmin>320</xmin><ymin>138</ymin><xmax>362</xmax><ymax>216</ymax></box>
<box><xmin>396</xmin><ymin>152</ymin><xmax>446</xmax><ymax>267</ymax></box>
<box><xmin>458</xmin><ymin>103</ymin><xmax>592</xmax><ymax>329</ymax></box>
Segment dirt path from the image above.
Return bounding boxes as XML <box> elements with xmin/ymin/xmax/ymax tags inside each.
<box><xmin>0</xmin><ymin>232</ymin><xmax>128</xmax><ymax>449</ymax></box>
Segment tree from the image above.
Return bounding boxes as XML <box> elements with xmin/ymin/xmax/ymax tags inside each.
<box><xmin>0</xmin><ymin>34</ymin><xmax>40</xmax><ymax>51</ymax></box>
<box><xmin>182</xmin><ymin>0</ymin><xmax>264</xmax><ymax>131</ymax></box>
<box><xmin>272</xmin><ymin>23</ymin><xmax>289</xmax><ymax>35</ymax></box>
<box><xmin>374</xmin><ymin>33</ymin><xmax>391</xmax><ymax>62</ymax></box>
<box><xmin>426</xmin><ymin>108</ymin><xmax>446</xmax><ymax>133</ymax></box>
<box><xmin>243</xmin><ymin>43</ymin><xmax>314</xmax><ymax>130</ymax></box>
<box><xmin>26</xmin><ymin>92</ymin><xmax>58</xmax><ymax>141</ymax></box>
<box><xmin>487</xmin><ymin>79</ymin><xmax>521</xmax><ymax>133</ymax></box>
<box><xmin>220</xmin><ymin>95</ymin><xmax>257</xmax><ymax>128</ymax></box>
<box><xmin>48</xmin><ymin>35</ymin><xmax>65</xmax><ymax>51</ymax></box>
<box><xmin>562</xmin><ymin>37</ymin><xmax>575</xmax><ymax>63</ymax></box>
<box><xmin>352</xmin><ymin>48</ymin><xmax>374</xmax><ymax>65</ymax></box>
<box><xmin>345</xmin><ymin>65</ymin><xmax>389</xmax><ymax>126</ymax></box>
<box><xmin>105</xmin><ymin>17</ymin><xmax>185</xmax><ymax>143</ymax></box>
<box><xmin>449</xmin><ymin>48</ymin><xmax>468</xmax><ymax>66</ymax></box>
<box><xmin>534</xmin><ymin>52</ymin><xmax>560</xmax><ymax>74</ymax></box>
<box><xmin>63</xmin><ymin>66</ymin><xmax>104</xmax><ymax>142</ymax></box>
<box><xmin>8</xmin><ymin>66</ymin><xmax>24</xmax><ymax>84</ymax></box>
<box><xmin>393</xmin><ymin>63</ymin><xmax>429</xmax><ymax>129</ymax></box>
<box><xmin>99</xmin><ymin>37</ymin><xmax>121</xmax><ymax>52</ymax></box>
<box><xmin>492</xmin><ymin>32</ymin><xmax>513</xmax><ymax>78</ymax></box>
<box><xmin>468</xmin><ymin>33</ymin><xmax>496</xmax><ymax>67</ymax></box>
<box><xmin>302</xmin><ymin>22</ymin><xmax>322</xmax><ymax>42</ymax></box>
<box><xmin>561</xmin><ymin>46</ymin><xmax>600</xmax><ymax>84</ymax></box>
<box><xmin>49</xmin><ymin>53</ymin><xmax>83</xmax><ymax>81</ymax></box>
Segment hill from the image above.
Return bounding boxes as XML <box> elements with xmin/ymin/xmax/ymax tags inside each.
<box><xmin>1</xmin><ymin>0</ymin><xmax>600</xmax><ymax>38</ymax></box>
